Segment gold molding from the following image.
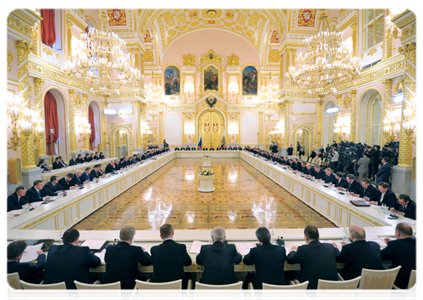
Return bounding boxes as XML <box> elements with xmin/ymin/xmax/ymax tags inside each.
<box><xmin>7</xmin><ymin>50</ymin><xmax>14</xmax><ymax>71</ymax></box>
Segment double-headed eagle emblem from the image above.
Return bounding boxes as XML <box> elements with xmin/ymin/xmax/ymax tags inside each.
<box><xmin>206</xmin><ymin>96</ymin><xmax>217</xmax><ymax>108</ymax></box>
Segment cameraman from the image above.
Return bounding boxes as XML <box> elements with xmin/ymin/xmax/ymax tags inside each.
<box><xmin>330</xmin><ymin>148</ymin><xmax>339</xmax><ymax>172</ymax></box>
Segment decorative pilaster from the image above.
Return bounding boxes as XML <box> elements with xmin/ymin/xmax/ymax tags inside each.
<box><xmin>68</xmin><ymin>89</ymin><xmax>77</xmax><ymax>152</ymax></box>
<box><xmin>383</xmin><ymin>22</ymin><xmax>393</xmax><ymax>60</ymax></box>
<box><xmin>259</xmin><ymin>112</ymin><xmax>264</xmax><ymax>145</ymax></box>
<box><xmin>283</xmin><ymin>100</ymin><xmax>290</xmax><ymax>148</ymax></box>
<box><xmin>316</xmin><ymin>97</ymin><xmax>324</xmax><ymax>147</ymax></box>
<box><xmin>34</xmin><ymin>77</ymin><xmax>46</xmax><ymax>155</ymax></box>
<box><xmin>159</xmin><ymin>111</ymin><xmax>164</xmax><ymax>144</ymax></box>
<box><xmin>398</xmin><ymin>42</ymin><xmax>416</xmax><ymax>168</ymax></box>
<box><xmin>349</xmin><ymin>90</ymin><xmax>357</xmax><ymax>143</ymax></box>
<box><xmin>66</xmin><ymin>20</ymin><xmax>73</xmax><ymax>59</ymax></box>
<box><xmin>285</xmin><ymin>49</ymin><xmax>291</xmax><ymax>87</ymax></box>
<box><xmin>31</xmin><ymin>22</ymin><xmax>41</xmax><ymax>57</ymax></box>
<box><xmin>350</xmin><ymin>22</ymin><xmax>357</xmax><ymax>57</ymax></box>
<box><xmin>135</xmin><ymin>100</ymin><xmax>146</xmax><ymax>148</ymax></box>
<box><xmin>140</xmin><ymin>53</ymin><xmax>145</xmax><ymax>89</ymax></box>
<box><xmin>134</xmin><ymin>48</ymin><xmax>140</xmax><ymax>87</ymax></box>
<box><xmin>381</xmin><ymin>79</ymin><xmax>393</xmax><ymax>144</ymax></box>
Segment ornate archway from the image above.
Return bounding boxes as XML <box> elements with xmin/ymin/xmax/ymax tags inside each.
<box><xmin>109</xmin><ymin>123</ymin><xmax>133</xmax><ymax>158</ymax></box>
<box><xmin>197</xmin><ymin>108</ymin><xmax>225</xmax><ymax>149</ymax></box>
<box><xmin>292</xmin><ymin>123</ymin><xmax>316</xmax><ymax>156</ymax></box>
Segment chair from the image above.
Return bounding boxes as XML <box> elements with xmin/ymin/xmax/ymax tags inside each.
<box><xmin>20</xmin><ymin>280</ymin><xmax>69</xmax><ymax>300</ymax></box>
<box><xmin>304</xmin><ymin>276</ymin><xmax>361</xmax><ymax>300</ymax></box>
<box><xmin>4</xmin><ymin>272</ymin><xmax>25</xmax><ymax>300</ymax></box>
<box><xmin>248</xmin><ymin>281</ymin><xmax>308</xmax><ymax>300</ymax></box>
<box><xmin>194</xmin><ymin>281</ymin><xmax>244</xmax><ymax>300</ymax></box>
<box><xmin>359</xmin><ymin>266</ymin><xmax>401</xmax><ymax>289</ymax></box>
<box><xmin>129</xmin><ymin>279</ymin><xmax>192</xmax><ymax>300</ymax></box>
<box><xmin>74</xmin><ymin>280</ymin><xmax>122</xmax><ymax>300</ymax></box>
<box><xmin>391</xmin><ymin>270</ymin><xmax>420</xmax><ymax>300</ymax></box>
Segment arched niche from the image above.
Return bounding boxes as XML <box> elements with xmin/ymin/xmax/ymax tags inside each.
<box><xmin>241</xmin><ymin>113</ymin><xmax>258</xmax><ymax>145</ymax></box>
<box><xmin>323</xmin><ymin>100</ymin><xmax>337</xmax><ymax>147</ymax></box>
<box><xmin>292</xmin><ymin>123</ymin><xmax>316</xmax><ymax>157</ymax></box>
<box><xmin>358</xmin><ymin>89</ymin><xmax>383</xmax><ymax>145</ymax></box>
<box><xmin>109</xmin><ymin>123</ymin><xmax>133</xmax><ymax>158</ymax></box>
<box><xmin>164</xmin><ymin>113</ymin><xmax>182</xmax><ymax>145</ymax></box>
<box><xmin>43</xmin><ymin>88</ymin><xmax>68</xmax><ymax>161</ymax></box>
<box><xmin>88</xmin><ymin>100</ymin><xmax>101</xmax><ymax>150</ymax></box>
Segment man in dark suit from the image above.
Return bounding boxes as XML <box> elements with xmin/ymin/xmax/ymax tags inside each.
<box><xmin>58</xmin><ymin>156</ymin><xmax>68</xmax><ymax>168</ymax></box>
<box><xmin>209</xmin><ymin>147</ymin><xmax>215</xmax><ymax>151</ymax></box>
<box><xmin>43</xmin><ymin>228</ymin><xmax>101</xmax><ymax>289</ymax></box>
<box><xmin>38</xmin><ymin>159</ymin><xmax>50</xmax><ymax>172</ymax></box>
<box><xmin>357</xmin><ymin>178</ymin><xmax>378</xmax><ymax>201</ymax></box>
<box><xmin>196</xmin><ymin>226</ymin><xmax>242</xmax><ymax>285</ymax></box>
<box><xmin>344</xmin><ymin>174</ymin><xmax>363</xmax><ymax>195</ymax></box>
<box><xmin>313</xmin><ymin>165</ymin><xmax>326</xmax><ymax>180</ymax></box>
<box><xmin>389</xmin><ymin>194</ymin><xmax>416</xmax><ymax>220</ymax></box>
<box><xmin>323</xmin><ymin>168</ymin><xmax>337</xmax><ymax>184</ymax></box>
<box><xmin>381</xmin><ymin>223</ymin><xmax>416</xmax><ymax>288</ymax></box>
<box><xmin>369</xmin><ymin>182</ymin><xmax>397</xmax><ymax>207</ymax></box>
<box><xmin>53</xmin><ymin>157</ymin><xmax>63</xmax><ymax>170</ymax></box>
<box><xmin>71</xmin><ymin>170</ymin><xmax>88</xmax><ymax>186</ymax></box>
<box><xmin>336</xmin><ymin>225</ymin><xmax>383</xmax><ymax>280</ymax></box>
<box><xmin>90</xmin><ymin>165</ymin><xmax>105</xmax><ymax>180</ymax></box>
<box><xmin>104</xmin><ymin>226</ymin><xmax>152</xmax><ymax>289</ymax></box>
<box><xmin>81</xmin><ymin>167</ymin><xmax>93</xmax><ymax>182</ymax></box>
<box><xmin>69</xmin><ymin>155</ymin><xmax>78</xmax><ymax>166</ymax></box>
<box><xmin>305</xmin><ymin>164</ymin><xmax>316</xmax><ymax>177</ymax></box>
<box><xmin>76</xmin><ymin>154</ymin><xmax>84</xmax><ymax>164</ymax></box>
<box><xmin>287</xmin><ymin>144</ymin><xmax>293</xmax><ymax>156</ymax></box>
<box><xmin>375</xmin><ymin>157</ymin><xmax>391</xmax><ymax>184</ymax></box>
<box><xmin>26</xmin><ymin>180</ymin><xmax>51</xmax><ymax>203</ymax></box>
<box><xmin>7</xmin><ymin>186</ymin><xmax>28</xmax><ymax>212</ymax></box>
<box><xmin>202</xmin><ymin>147</ymin><xmax>208</xmax><ymax>151</ymax></box>
<box><xmin>58</xmin><ymin>173</ymin><xmax>78</xmax><ymax>191</ymax></box>
<box><xmin>286</xmin><ymin>225</ymin><xmax>339</xmax><ymax>289</ymax></box>
<box><xmin>105</xmin><ymin>160</ymin><xmax>116</xmax><ymax>174</ymax></box>
<box><xmin>243</xmin><ymin>227</ymin><xmax>287</xmax><ymax>289</ymax></box>
<box><xmin>43</xmin><ymin>176</ymin><xmax>64</xmax><ymax>196</ymax></box>
<box><xmin>7</xmin><ymin>240</ymin><xmax>46</xmax><ymax>284</ymax></box>
<box><xmin>334</xmin><ymin>172</ymin><xmax>348</xmax><ymax>188</ymax></box>
<box><xmin>151</xmin><ymin>224</ymin><xmax>192</xmax><ymax>288</ymax></box>
<box><xmin>84</xmin><ymin>154</ymin><xmax>91</xmax><ymax>162</ymax></box>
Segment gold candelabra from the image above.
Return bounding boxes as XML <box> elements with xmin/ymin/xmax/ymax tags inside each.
<box><xmin>383</xmin><ymin>110</ymin><xmax>401</xmax><ymax>143</ymax></box>
<box><xmin>334</xmin><ymin>116</ymin><xmax>350</xmax><ymax>142</ymax></box>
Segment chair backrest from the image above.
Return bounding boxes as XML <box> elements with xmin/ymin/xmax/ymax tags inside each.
<box><xmin>316</xmin><ymin>276</ymin><xmax>361</xmax><ymax>300</ymax></box>
<box><xmin>74</xmin><ymin>280</ymin><xmax>122</xmax><ymax>300</ymax></box>
<box><xmin>5</xmin><ymin>273</ymin><xmax>24</xmax><ymax>300</ymax></box>
<box><xmin>263</xmin><ymin>281</ymin><xmax>308</xmax><ymax>300</ymax></box>
<box><xmin>359</xmin><ymin>266</ymin><xmax>401</xmax><ymax>289</ymax></box>
<box><xmin>135</xmin><ymin>279</ymin><xmax>182</xmax><ymax>300</ymax></box>
<box><xmin>405</xmin><ymin>270</ymin><xmax>420</xmax><ymax>300</ymax></box>
<box><xmin>21</xmin><ymin>280</ymin><xmax>69</xmax><ymax>300</ymax></box>
<box><xmin>194</xmin><ymin>281</ymin><xmax>244</xmax><ymax>300</ymax></box>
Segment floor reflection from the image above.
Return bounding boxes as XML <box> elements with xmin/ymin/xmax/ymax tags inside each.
<box><xmin>73</xmin><ymin>159</ymin><xmax>336</xmax><ymax>230</ymax></box>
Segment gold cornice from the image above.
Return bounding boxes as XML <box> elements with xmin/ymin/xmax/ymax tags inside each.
<box><xmin>66</xmin><ymin>12</ymin><xmax>86</xmax><ymax>31</ymax></box>
<box><xmin>337</xmin><ymin>15</ymin><xmax>357</xmax><ymax>32</ymax></box>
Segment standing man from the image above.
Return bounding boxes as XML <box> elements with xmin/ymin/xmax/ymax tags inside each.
<box><xmin>357</xmin><ymin>153</ymin><xmax>370</xmax><ymax>180</ymax></box>
<box><xmin>375</xmin><ymin>157</ymin><xmax>391</xmax><ymax>184</ymax></box>
<box><xmin>330</xmin><ymin>148</ymin><xmax>339</xmax><ymax>172</ymax></box>
<box><xmin>287</xmin><ymin>145</ymin><xmax>293</xmax><ymax>156</ymax></box>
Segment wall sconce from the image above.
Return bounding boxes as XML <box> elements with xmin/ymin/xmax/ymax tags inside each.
<box><xmin>383</xmin><ymin>110</ymin><xmax>401</xmax><ymax>143</ymax></box>
<box><xmin>184</xmin><ymin>123</ymin><xmax>195</xmax><ymax>138</ymax></box>
<box><xmin>228</xmin><ymin>81</ymin><xmax>239</xmax><ymax>99</ymax></box>
<box><xmin>334</xmin><ymin>116</ymin><xmax>350</xmax><ymax>141</ymax></box>
<box><xmin>184</xmin><ymin>81</ymin><xmax>194</xmax><ymax>100</ymax></box>
<box><xmin>228</xmin><ymin>123</ymin><xmax>239</xmax><ymax>139</ymax></box>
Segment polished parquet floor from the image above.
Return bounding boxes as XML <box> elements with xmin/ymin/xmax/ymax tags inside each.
<box><xmin>73</xmin><ymin>159</ymin><xmax>336</xmax><ymax>230</ymax></box>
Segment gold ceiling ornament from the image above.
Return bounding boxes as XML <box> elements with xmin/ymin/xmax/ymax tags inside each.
<box><xmin>62</xmin><ymin>9</ymin><xmax>141</xmax><ymax>98</ymax></box>
<box><xmin>286</xmin><ymin>10</ymin><xmax>362</xmax><ymax>97</ymax></box>
<box><xmin>227</xmin><ymin>54</ymin><xmax>240</xmax><ymax>66</ymax></box>
<box><xmin>182</xmin><ymin>53</ymin><xmax>196</xmax><ymax>66</ymax></box>
<box><xmin>7</xmin><ymin>50</ymin><xmax>14</xmax><ymax>71</ymax></box>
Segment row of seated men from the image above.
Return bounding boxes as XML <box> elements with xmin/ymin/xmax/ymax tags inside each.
<box><xmin>174</xmin><ymin>146</ymin><xmax>243</xmax><ymax>151</ymax></box>
<box><xmin>246</xmin><ymin>147</ymin><xmax>416</xmax><ymax>220</ymax></box>
<box><xmin>7</xmin><ymin>148</ymin><xmax>170</xmax><ymax>212</ymax></box>
<box><xmin>37</xmin><ymin>152</ymin><xmax>106</xmax><ymax>173</ymax></box>
<box><xmin>7</xmin><ymin>223</ymin><xmax>415</xmax><ymax>290</ymax></box>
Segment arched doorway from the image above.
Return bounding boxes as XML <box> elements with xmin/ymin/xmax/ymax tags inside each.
<box><xmin>109</xmin><ymin>123</ymin><xmax>133</xmax><ymax>158</ymax></box>
<box><xmin>197</xmin><ymin>109</ymin><xmax>225</xmax><ymax>149</ymax></box>
<box><xmin>358</xmin><ymin>89</ymin><xmax>383</xmax><ymax>145</ymax></box>
<box><xmin>292</xmin><ymin>123</ymin><xmax>316</xmax><ymax>157</ymax></box>
<box><xmin>88</xmin><ymin>101</ymin><xmax>101</xmax><ymax>151</ymax></box>
<box><xmin>43</xmin><ymin>88</ymin><xmax>68</xmax><ymax>161</ymax></box>
<box><xmin>114</xmin><ymin>129</ymin><xmax>129</xmax><ymax>158</ymax></box>
<box><xmin>323</xmin><ymin>101</ymin><xmax>337</xmax><ymax>147</ymax></box>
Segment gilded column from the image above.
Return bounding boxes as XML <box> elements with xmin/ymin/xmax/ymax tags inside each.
<box><xmin>66</xmin><ymin>20</ymin><xmax>73</xmax><ymax>59</ymax></box>
<box><xmin>122</xmin><ymin>133</ymin><xmax>127</xmax><ymax>146</ymax></box>
<box><xmin>316</xmin><ymin>97</ymin><xmax>324</xmax><ymax>147</ymax></box>
<box><xmin>259</xmin><ymin>112</ymin><xmax>264</xmax><ymax>146</ymax></box>
<box><xmin>398</xmin><ymin>42</ymin><xmax>416</xmax><ymax>168</ymax></box>
<box><xmin>31</xmin><ymin>22</ymin><xmax>41</xmax><ymax>57</ymax></box>
<box><xmin>34</xmin><ymin>78</ymin><xmax>46</xmax><ymax>155</ymax></box>
<box><xmin>134</xmin><ymin>48</ymin><xmax>140</xmax><ymax>87</ymax></box>
<box><xmin>283</xmin><ymin>100</ymin><xmax>290</xmax><ymax>148</ymax></box>
<box><xmin>279</xmin><ymin>52</ymin><xmax>284</xmax><ymax>89</ymax></box>
<box><xmin>135</xmin><ymin>100</ymin><xmax>145</xmax><ymax>148</ymax></box>
<box><xmin>101</xmin><ymin>98</ymin><xmax>108</xmax><ymax>150</ymax></box>
<box><xmin>349</xmin><ymin>90</ymin><xmax>357</xmax><ymax>143</ymax></box>
<box><xmin>140</xmin><ymin>53</ymin><xmax>145</xmax><ymax>89</ymax></box>
<box><xmin>68</xmin><ymin>89</ymin><xmax>77</xmax><ymax>152</ymax></box>
<box><xmin>236</xmin><ymin>114</ymin><xmax>241</xmax><ymax>145</ymax></box>
<box><xmin>82</xmin><ymin>94</ymin><xmax>90</xmax><ymax>151</ymax></box>
<box><xmin>159</xmin><ymin>111</ymin><xmax>164</xmax><ymax>144</ymax></box>
<box><xmin>381</xmin><ymin>79</ymin><xmax>393</xmax><ymax>145</ymax></box>
<box><xmin>383</xmin><ymin>12</ymin><xmax>393</xmax><ymax>60</ymax></box>
<box><xmin>285</xmin><ymin>49</ymin><xmax>291</xmax><ymax>87</ymax></box>
<box><xmin>350</xmin><ymin>22</ymin><xmax>357</xmax><ymax>57</ymax></box>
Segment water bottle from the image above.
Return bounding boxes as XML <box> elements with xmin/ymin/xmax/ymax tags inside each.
<box><xmin>342</xmin><ymin>227</ymin><xmax>350</xmax><ymax>242</ymax></box>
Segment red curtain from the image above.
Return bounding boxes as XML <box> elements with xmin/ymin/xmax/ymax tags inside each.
<box><xmin>41</xmin><ymin>9</ymin><xmax>56</xmax><ymax>47</ymax></box>
<box><xmin>88</xmin><ymin>105</ymin><xmax>96</xmax><ymax>150</ymax></box>
<box><xmin>44</xmin><ymin>91</ymin><xmax>59</xmax><ymax>155</ymax></box>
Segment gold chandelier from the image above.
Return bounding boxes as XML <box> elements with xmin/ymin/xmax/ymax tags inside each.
<box><xmin>145</xmin><ymin>72</ymin><xmax>166</xmax><ymax>117</ymax></box>
<box><xmin>62</xmin><ymin>10</ymin><xmax>141</xmax><ymax>97</ymax></box>
<box><xmin>286</xmin><ymin>11</ymin><xmax>362</xmax><ymax>97</ymax></box>
<box><xmin>258</xmin><ymin>72</ymin><xmax>278</xmax><ymax>114</ymax></box>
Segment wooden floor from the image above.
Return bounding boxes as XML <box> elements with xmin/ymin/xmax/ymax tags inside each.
<box><xmin>73</xmin><ymin>159</ymin><xmax>336</xmax><ymax>231</ymax></box>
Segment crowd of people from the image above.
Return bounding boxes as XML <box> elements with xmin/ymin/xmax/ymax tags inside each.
<box><xmin>174</xmin><ymin>145</ymin><xmax>243</xmax><ymax>151</ymax></box>
<box><xmin>7</xmin><ymin>223</ymin><xmax>415</xmax><ymax>290</ymax></box>
<box><xmin>7</xmin><ymin>147</ymin><xmax>170</xmax><ymax>212</ymax></box>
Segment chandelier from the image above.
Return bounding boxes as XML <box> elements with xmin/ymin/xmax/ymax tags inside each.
<box><xmin>258</xmin><ymin>72</ymin><xmax>278</xmax><ymax>114</ymax></box>
<box><xmin>62</xmin><ymin>10</ymin><xmax>141</xmax><ymax>97</ymax></box>
<box><xmin>145</xmin><ymin>72</ymin><xmax>166</xmax><ymax>117</ymax></box>
<box><xmin>286</xmin><ymin>11</ymin><xmax>362</xmax><ymax>97</ymax></box>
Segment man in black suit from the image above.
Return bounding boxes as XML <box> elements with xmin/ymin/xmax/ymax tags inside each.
<box><xmin>7</xmin><ymin>186</ymin><xmax>28</xmax><ymax>212</ymax></box>
<box><xmin>196</xmin><ymin>226</ymin><xmax>242</xmax><ymax>285</ymax></box>
<box><xmin>7</xmin><ymin>240</ymin><xmax>46</xmax><ymax>284</ymax></box>
<box><xmin>389</xmin><ymin>194</ymin><xmax>416</xmax><ymax>220</ymax></box>
<box><xmin>58</xmin><ymin>173</ymin><xmax>78</xmax><ymax>191</ymax></box>
<box><xmin>90</xmin><ymin>165</ymin><xmax>104</xmax><ymax>180</ymax></box>
<box><xmin>287</xmin><ymin>144</ymin><xmax>293</xmax><ymax>156</ymax></box>
<box><xmin>43</xmin><ymin>176</ymin><xmax>65</xmax><ymax>196</ymax></box>
<box><xmin>81</xmin><ymin>167</ymin><xmax>93</xmax><ymax>182</ymax></box>
<box><xmin>375</xmin><ymin>157</ymin><xmax>391</xmax><ymax>184</ymax></box>
<box><xmin>243</xmin><ymin>227</ymin><xmax>287</xmax><ymax>289</ymax></box>
<box><xmin>344</xmin><ymin>174</ymin><xmax>363</xmax><ymax>195</ymax></box>
<box><xmin>380</xmin><ymin>223</ymin><xmax>416</xmax><ymax>289</ymax></box>
<box><xmin>105</xmin><ymin>160</ymin><xmax>116</xmax><ymax>174</ymax></box>
<box><xmin>38</xmin><ymin>159</ymin><xmax>50</xmax><ymax>172</ymax></box>
<box><xmin>286</xmin><ymin>225</ymin><xmax>339</xmax><ymax>289</ymax></box>
<box><xmin>305</xmin><ymin>164</ymin><xmax>316</xmax><ymax>177</ymax></box>
<box><xmin>84</xmin><ymin>154</ymin><xmax>91</xmax><ymax>162</ymax></box>
<box><xmin>58</xmin><ymin>156</ymin><xmax>68</xmax><ymax>168</ymax></box>
<box><xmin>313</xmin><ymin>165</ymin><xmax>326</xmax><ymax>180</ymax></box>
<box><xmin>203</xmin><ymin>147</ymin><xmax>208</xmax><ymax>151</ymax></box>
<box><xmin>369</xmin><ymin>182</ymin><xmax>397</xmax><ymax>207</ymax></box>
<box><xmin>69</xmin><ymin>155</ymin><xmax>78</xmax><ymax>166</ymax></box>
<box><xmin>323</xmin><ymin>168</ymin><xmax>337</xmax><ymax>184</ymax></box>
<box><xmin>26</xmin><ymin>180</ymin><xmax>51</xmax><ymax>203</ymax></box>
<box><xmin>52</xmin><ymin>157</ymin><xmax>63</xmax><ymax>170</ymax></box>
<box><xmin>76</xmin><ymin>154</ymin><xmax>84</xmax><ymax>164</ymax></box>
<box><xmin>71</xmin><ymin>170</ymin><xmax>88</xmax><ymax>186</ymax></box>
<box><xmin>209</xmin><ymin>147</ymin><xmax>215</xmax><ymax>151</ymax></box>
<box><xmin>104</xmin><ymin>226</ymin><xmax>152</xmax><ymax>289</ymax></box>
<box><xmin>336</xmin><ymin>225</ymin><xmax>383</xmax><ymax>280</ymax></box>
<box><xmin>151</xmin><ymin>224</ymin><xmax>192</xmax><ymax>288</ymax></box>
<box><xmin>43</xmin><ymin>228</ymin><xmax>101</xmax><ymax>289</ymax></box>
<box><xmin>356</xmin><ymin>178</ymin><xmax>377</xmax><ymax>201</ymax></box>
<box><xmin>334</xmin><ymin>172</ymin><xmax>348</xmax><ymax>188</ymax></box>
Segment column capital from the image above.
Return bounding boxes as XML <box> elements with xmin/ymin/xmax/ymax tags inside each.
<box><xmin>67</xmin><ymin>20</ymin><xmax>73</xmax><ymax>29</ymax></box>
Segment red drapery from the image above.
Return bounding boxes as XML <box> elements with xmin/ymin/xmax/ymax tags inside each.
<box><xmin>88</xmin><ymin>105</ymin><xmax>96</xmax><ymax>150</ymax></box>
<box><xmin>44</xmin><ymin>91</ymin><xmax>59</xmax><ymax>155</ymax></box>
<box><xmin>40</xmin><ymin>9</ymin><xmax>56</xmax><ymax>47</ymax></box>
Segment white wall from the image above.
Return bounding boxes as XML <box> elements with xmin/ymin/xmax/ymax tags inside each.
<box><xmin>241</xmin><ymin>114</ymin><xmax>258</xmax><ymax>145</ymax></box>
<box><xmin>164</xmin><ymin>114</ymin><xmax>182</xmax><ymax>145</ymax></box>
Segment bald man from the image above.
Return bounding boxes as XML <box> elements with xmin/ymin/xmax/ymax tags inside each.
<box><xmin>335</xmin><ymin>225</ymin><xmax>383</xmax><ymax>280</ymax></box>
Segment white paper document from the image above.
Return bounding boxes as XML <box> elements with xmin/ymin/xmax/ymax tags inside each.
<box><xmin>81</xmin><ymin>240</ymin><xmax>107</xmax><ymax>250</ymax></box>
<box><xmin>7</xmin><ymin>209</ymin><xmax>25</xmax><ymax>216</ymax></box>
<box><xmin>20</xmin><ymin>243</ymin><xmax>43</xmax><ymax>263</ymax></box>
<box><xmin>190</xmin><ymin>241</ymin><xmax>209</xmax><ymax>254</ymax></box>
<box><xmin>65</xmin><ymin>190</ymin><xmax>78</xmax><ymax>194</ymax></box>
<box><xmin>94</xmin><ymin>252</ymin><xmax>105</xmax><ymax>263</ymax></box>
<box><xmin>366</xmin><ymin>232</ymin><xmax>387</xmax><ymax>248</ymax></box>
<box><xmin>236</xmin><ymin>242</ymin><xmax>255</xmax><ymax>255</ymax></box>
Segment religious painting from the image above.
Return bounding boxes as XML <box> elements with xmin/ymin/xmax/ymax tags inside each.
<box><xmin>203</xmin><ymin>65</ymin><xmax>219</xmax><ymax>92</ymax></box>
<box><xmin>107</xmin><ymin>9</ymin><xmax>127</xmax><ymax>26</ymax></box>
<box><xmin>298</xmin><ymin>9</ymin><xmax>317</xmax><ymax>27</ymax></box>
<box><xmin>164</xmin><ymin>66</ymin><xmax>180</xmax><ymax>95</ymax></box>
<box><xmin>242</xmin><ymin>66</ymin><xmax>258</xmax><ymax>95</ymax></box>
